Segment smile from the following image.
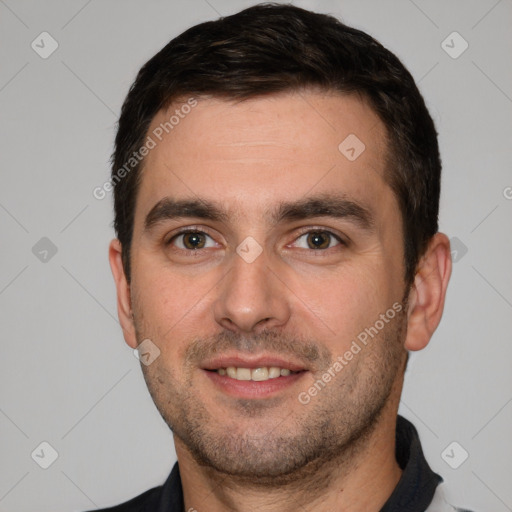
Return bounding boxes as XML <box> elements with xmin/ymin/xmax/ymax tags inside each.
<box><xmin>215</xmin><ymin>366</ymin><xmax>299</xmax><ymax>381</ymax></box>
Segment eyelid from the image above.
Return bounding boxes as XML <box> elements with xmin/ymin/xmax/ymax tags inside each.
<box><xmin>287</xmin><ymin>227</ymin><xmax>347</xmax><ymax>247</ymax></box>
<box><xmin>165</xmin><ymin>226</ymin><xmax>218</xmax><ymax>246</ymax></box>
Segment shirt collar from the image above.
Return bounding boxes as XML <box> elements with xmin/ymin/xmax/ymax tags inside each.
<box><xmin>379</xmin><ymin>415</ymin><xmax>443</xmax><ymax>511</ymax></box>
<box><xmin>157</xmin><ymin>462</ymin><xmax>183</xmax><ymax>512</ymax></box>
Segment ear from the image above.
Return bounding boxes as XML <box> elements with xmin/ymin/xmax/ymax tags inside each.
<box><xmin>109</xmin><ymin>239</ymin><xmax>138</xmax><ymax>349</ymax></box>
<box><xmin>404</xmin><ymin>232</ymin><xmax>452</xmax><ymax>351</ymax></box>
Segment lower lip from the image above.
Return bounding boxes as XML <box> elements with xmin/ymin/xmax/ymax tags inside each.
<box><xmin>203</xmin><ymin>370</ymin><xmax>306</xmax><ymax>399</ymax></box>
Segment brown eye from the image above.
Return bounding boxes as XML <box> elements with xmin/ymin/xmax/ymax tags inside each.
<box><xmin>306</xmin><ymin>231</ymin><xmax>332</xmax><ymax>249</ymax></box>
<box><xmin>169</xmin><ymin>231</ymin><xmax>215</xmax><ymax>250</ymax></box>
<box><xmin>289</xmin><ymin>230</ymin><xmax>345</xmax><ymax>252</ymax></box>
<box><xmin>183</xmin><ymin>232</ymin><xmax>206</xmax><ymax>249</ymax></box>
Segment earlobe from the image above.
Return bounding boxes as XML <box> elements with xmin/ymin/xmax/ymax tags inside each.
<box><xmin>108</xmin><ymin>239</ymin><xmax>138</xmax><ymax>349</ymax></box>
<box><xmin>404</xmin><ymin>233</ymin><xmax>452</xmax><ymax>352</ymax></box>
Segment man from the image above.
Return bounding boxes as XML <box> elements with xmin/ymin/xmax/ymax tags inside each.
<box><xmin>96</xmin><ymin>3</ymin><xmax>472</xmax><ymax>511</ymax></box>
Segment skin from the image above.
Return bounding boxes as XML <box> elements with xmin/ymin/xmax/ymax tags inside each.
<box><xmin>109</xmin><ymin>91</ymin><xmax>452</xmax><ymax>511</ymax></box>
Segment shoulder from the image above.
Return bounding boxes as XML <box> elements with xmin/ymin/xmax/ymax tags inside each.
<box><xmin>426</xmin><ymin>483</ymin><xmax>476</xmax><ymax>512</ymax></box>
<box><xmin>83</xmin><ymin>485</ymin><xmax>162</xmax><ymax>512</ymax></box>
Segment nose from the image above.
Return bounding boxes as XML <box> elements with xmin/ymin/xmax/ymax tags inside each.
<box><xmin>213</xmin><ymin>248</ymin><xmax>291</xmax><ymax>335</ymax></box>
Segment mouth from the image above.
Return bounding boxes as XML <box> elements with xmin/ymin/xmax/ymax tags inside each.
<box><xmin>201</xmin><ymin>355</ymin><xmax>308</xmax><ymax>398</ymax></box>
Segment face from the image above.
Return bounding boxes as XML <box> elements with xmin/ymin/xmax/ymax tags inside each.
<box><xmin>122</xmin><ymin>91</ymin><xmax>410</xmax><ymax>480</ymax></box>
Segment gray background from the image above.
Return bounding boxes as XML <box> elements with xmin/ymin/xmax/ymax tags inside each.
<box><xmin>1</xmin><ymin>0</ymin><xmax>511</xmax><ymax>510</ymax></box>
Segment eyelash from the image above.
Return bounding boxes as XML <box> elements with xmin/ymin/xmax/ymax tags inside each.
<box><xmin>165</xmin><ymin>226</ymin><xmax>346</xmax><ymax>253</ymax></box>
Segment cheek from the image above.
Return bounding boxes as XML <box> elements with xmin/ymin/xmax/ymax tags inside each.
<box><xmin>132</xmin><ymin>252</ymin><xmax>202</xmax><ymax>318</ymax></box>
<box><xmin>288</xmin><ymin>260</ymin><xmax>399</xmax><ymax>355</ymax></box>
<box><xmin>131</xmin><ymin>257</ymin><xmax>219</xmax><ymax>352</ymax></box>
<box><xmin>329</xmin><ymin>283</ymin><xmax>383</xmax><ymax>344</ymax></box>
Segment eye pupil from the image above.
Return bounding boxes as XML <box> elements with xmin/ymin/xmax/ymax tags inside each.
<box><xmin>307</xmin><ymin>232</ymin><xmax>330</xmax><ymax>249</ymax></box>
<box><xmin>183</xmin><ymin>232</ymin><xmax>206</xmax><ymax>249</ymax></box>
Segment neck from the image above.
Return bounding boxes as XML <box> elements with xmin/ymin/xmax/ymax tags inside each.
<box><xmin>176</xmin><ymin>398</ymin><xmax>403</xmax><ymax>512</ymax></box>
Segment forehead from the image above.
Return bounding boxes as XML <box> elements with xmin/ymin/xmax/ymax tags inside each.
<box><xmin>136</xmin><ymin>91</ymin><xmax>393</xmax><ymax>225</ymax></box>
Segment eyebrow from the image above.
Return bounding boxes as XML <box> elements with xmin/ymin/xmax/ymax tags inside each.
<box><xmin>144</xmin><ymin>193</ymin><xmax>375</xmax><ymax>232</ymax></box>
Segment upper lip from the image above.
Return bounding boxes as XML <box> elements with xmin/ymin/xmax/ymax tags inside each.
<box><xmin>201</xmin><ymin>353</ymin><xmax>308</xmax><ymax>372</ymax></box>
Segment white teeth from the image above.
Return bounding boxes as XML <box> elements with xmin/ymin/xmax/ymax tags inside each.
<box><xmin>251</xmin><ymin>367</ymin><xmax>268</xmax><ymax>381</ymax></box>
<box><xmin>268</xmin><ymin>367</ymin><xmax>281</xmax><ymax>378</ymax></box>
<box><xmin>216</xmin><ymin>366</ymin><xmax>298</xmax><ymax>381</ymax></box>
<box><xmin>237</xmin><ymin>368</ymin><xmax>252</xmax><ymax>381</ymax></box>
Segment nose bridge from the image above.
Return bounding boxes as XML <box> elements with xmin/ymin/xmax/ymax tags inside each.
<box><xmin>213</xmin><ymin>247</ymin><xmax>290</xmax><ymax>333</ymax></box>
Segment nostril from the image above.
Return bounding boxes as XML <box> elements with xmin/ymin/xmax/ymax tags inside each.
<box><xmin>256</xmin><ymin>318</ymin><xmax>272</xmax><ymax>328</ymax></box>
